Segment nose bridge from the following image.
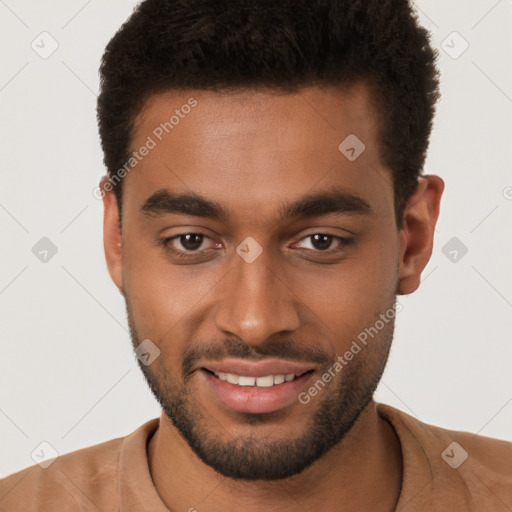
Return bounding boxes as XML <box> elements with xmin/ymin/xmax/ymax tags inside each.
<box><xmin>214</xmin><ymin>246</ymin><xmax>300</xmax><ymax>344</ymax></box>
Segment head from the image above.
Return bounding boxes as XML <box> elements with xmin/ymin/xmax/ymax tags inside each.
<box><xmin>98</xmin><ymin>0</ymin><xmax>444</xmax><ymax>480</ymax></box>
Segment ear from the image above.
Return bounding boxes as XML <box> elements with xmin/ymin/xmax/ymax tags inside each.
<box><xmin>397</xmin><ymin>175</ymin><xmax>444</xmax><ymax>295</ymax></box>
<box><xmin>101</xmin><ymin>176</ymin><xmax>124</xmax><ymax>295</ymax></box>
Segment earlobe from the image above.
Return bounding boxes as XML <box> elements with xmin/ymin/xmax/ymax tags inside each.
<box><xmin>397</xmin><ymin>175</ymin><xmax>444</xmax><ymax>295</ymax></box>
<box><xmin>101</xmin><ymin>177</ymin><xmax>124</xmax><ymax>294</ymax></box>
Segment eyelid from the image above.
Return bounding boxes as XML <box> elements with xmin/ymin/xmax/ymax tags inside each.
<box><xmin>291</xmin><ymin>233</ymin><xmax>353</xmax><ymax>251</ymax></box>
<box><xmin>160</xmin><ymin>231</ymin><xmax>353</xmax><ymax>259</ymax></box>
<box><xmin>163</xmin><ymin>233</ymin><xmax>219</xmax><ymax>252</ymax></box>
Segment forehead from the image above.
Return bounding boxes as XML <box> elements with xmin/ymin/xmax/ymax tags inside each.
<box><xmin>123</xmin><ymin>83</ymin><xmax>393</xmax><ymax>226</ymax></box>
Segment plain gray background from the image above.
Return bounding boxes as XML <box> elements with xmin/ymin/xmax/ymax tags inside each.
<box><xmin>1</xmin><ymin>0</ymin><xmax>511</xmax><ymax>477</ymax></box>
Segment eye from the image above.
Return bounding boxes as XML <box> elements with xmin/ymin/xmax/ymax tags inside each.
<box><xmin>293</xmin><ymin>233</ymin><xmax>353</xmax><ymax>253</ymax></box>
<box><xmin>160</xmin><ymin>233</ymin><xmax>220</xmax><ymax>259</ymax></box>
<box><xmin>159</xmin><ymin>232</ymin><xmax>354</xmax><ymax>262</ymax></box>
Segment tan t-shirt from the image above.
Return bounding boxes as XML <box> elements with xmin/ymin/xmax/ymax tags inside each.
<box><xmin>1</xmin><ymin>404</ymin><xmax>511</xmax><ymax>511</ymax></box>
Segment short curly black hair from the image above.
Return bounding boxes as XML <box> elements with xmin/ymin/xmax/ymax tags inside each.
<box><xmin>97</xmin><ymin>0</ymin><xmax>440</xmax><ymax>226</ymax></box>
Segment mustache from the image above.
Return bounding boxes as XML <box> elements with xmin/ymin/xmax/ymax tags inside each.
<box><xmin>182</xmin><ymin>337</ymin><xmax>332</xmax><ymax>379</ymax></box>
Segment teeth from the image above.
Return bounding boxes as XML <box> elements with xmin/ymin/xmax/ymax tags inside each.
<box><xmin>212</xmin><ymin>371</ymin><xmax>301</xmax><ymax>387</ymax></box>
<box><xmin>256</xmin><ymin>375</ymin><xmax>274</xmax><ymax>387</ymax></box>
<box><xmin>238</xmin><ymin>376</ymin><xmax>256</xmax><ymax>386</ymax></box>
<box><xmin>273</xmin><ymin>375</ymin><xmax>285</xmax><ymax>384</ymax></box>
<box><xmin>225</xmin><ymin>373</ymin><xmax>239</xmax><ymax>384</ymax></box>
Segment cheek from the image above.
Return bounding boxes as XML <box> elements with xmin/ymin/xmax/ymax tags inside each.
<box><xmin>300</xmin><ymin>231</ymin><xmax>399</xmax><ymax>347</ymax></box>
<box><xmin>123</xmin><ymin>244</ymin><xmax>220</xmax><ymax>339</ymax></box>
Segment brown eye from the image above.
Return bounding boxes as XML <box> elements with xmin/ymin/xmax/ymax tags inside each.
<box><xmin>309</xmin><ymin>234</ymin><xmax>334</xmax><ymax>251</ymax></box>
<box><xmin>177</xmin><ymin>233</ymin><xmax>205</xmax><ymax>251</ymax></box>
<box><xmin>160</xmin><ymin>233</ymin><xmax>220</xmax><ymax>261</ymax></box>
<box><xmin>293</xmin><ymin>233</ymin><xmax>354</xmax><ymax>256</ymax></box>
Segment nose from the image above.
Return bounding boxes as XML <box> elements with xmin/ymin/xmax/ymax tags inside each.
<box><xmin>214</xmin><ymin>246</ymin><xmax>301</xmax><ymax>348</ymax></box>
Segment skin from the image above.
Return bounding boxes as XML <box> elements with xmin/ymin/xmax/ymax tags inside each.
<box><xmin>101</xmin><ymin>83</ymin><xmax>443</xmax><ymax>511</ymax></box>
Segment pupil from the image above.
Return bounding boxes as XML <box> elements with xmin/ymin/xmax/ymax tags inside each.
<box><xmin>181</xmin><ymin>234</ymin><xmax>203</xmax><ymax>250</ymax></box>
<box><xmin>312</xmin><ymin>234</ymin><xmax>332</xmax><ymax>250</ymax></box>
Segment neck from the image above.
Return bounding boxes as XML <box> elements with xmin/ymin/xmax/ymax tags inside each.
<box><xmin>148</xmin><ymin>400</ymin><xmax>402</xmax><ymax>512</ymax></box>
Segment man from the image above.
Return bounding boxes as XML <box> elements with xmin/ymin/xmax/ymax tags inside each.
<box><xmin>1</xmin><ymin>0</ymin><xmax>511</xmax><ymax>510</ymax></box>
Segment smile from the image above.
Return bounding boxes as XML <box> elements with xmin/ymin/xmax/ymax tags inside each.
<box><xmin>199</xmin><ymin>359</ymin><xmax>316</xmax><ymax>414</ymax></box>
<box><xmin>210</xmin><ymin>371</ymin><xmax>304</xmax><ymax>387</ymax></box>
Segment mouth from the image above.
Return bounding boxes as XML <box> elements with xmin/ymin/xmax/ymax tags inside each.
<box><xmin>204</xmin><ymin>369</ymin><xmax>311</xmax><ymax>387</ymax></box>
<box><xmin>198</xmin><ymin>359</ymin><xmax>316</xmax><ymax>414</ymax></box>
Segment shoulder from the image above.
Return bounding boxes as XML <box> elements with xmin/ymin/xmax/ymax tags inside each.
<box><xmin>0</xmin><ymin>435</ymin><xmax>124</xmax><ymax>511</ymax></box>
<box><xmin>377</xmin><ymin>403</ymin><xmax>512</xmax><ymax>511</ymax></box>
<box><xmin>378</xmin><ymin>403</ymin><xmax>512</xmax><ymax>472</ymax></box>
<box><xmin>1</xmin><ymin>417</ymin><xmax>161</xmax><ymax>512</ymax></box>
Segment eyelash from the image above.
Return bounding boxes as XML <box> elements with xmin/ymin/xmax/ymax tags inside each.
<box><xmin>159</xmin><ymin>233</ymin><xmax>354</xmax><ymax>260</ymax></box>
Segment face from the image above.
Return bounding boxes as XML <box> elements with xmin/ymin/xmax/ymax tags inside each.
<box><xmin>104</xmin><ymin>83</ymin><xmax>406</xmax><ymax>480</ymax></box>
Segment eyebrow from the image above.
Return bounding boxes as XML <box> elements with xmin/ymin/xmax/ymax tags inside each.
<box><xmin>141</xmin><ymin>186</ymin><xmax>373</xmax><ymax>222</ymax></box>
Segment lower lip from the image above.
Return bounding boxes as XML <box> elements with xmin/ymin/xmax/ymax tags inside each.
<box><xmin>201</xmin><ymin>370</ymin><xmax>313</xmax><ymax>414</ymax></box>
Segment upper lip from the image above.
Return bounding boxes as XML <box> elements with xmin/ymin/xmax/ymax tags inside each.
<box><xmin>202</xmin><ymin>358</ymin><xmax>315</xmax><ymax>378</ymax></box>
